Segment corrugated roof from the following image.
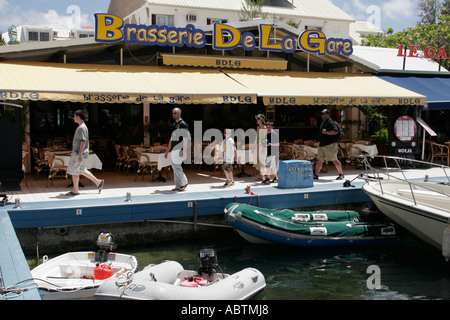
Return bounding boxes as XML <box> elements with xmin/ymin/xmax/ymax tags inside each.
<box><xmin>351</xmin><ymin>46</ymin><xmax>449</xmax><ymax>73</ymax></box>
<box><xmin>146</xmin><ymin>0</ymin><xmax>355</xmax><ymax>21</ymax></box>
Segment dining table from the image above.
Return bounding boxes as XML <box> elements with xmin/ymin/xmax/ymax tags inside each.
<box><xmin>292</xmin><ymin>144</ymin><xmax>318</xmax><ymax>159</ymax></box>
<box><xmin>352</xmin><ymin>144</ymin><xmax>378</xmax><ymax>158</ymax></box>
<box><xmin>236</xmin><ymin>149</ymin><xmax>256</xmax><ymax>165</ymax></box>
<box><xmin>140</xmin><ymin>150</ymin><xmax>172</xmax><ymax>182</ymax></box>
<box><xmin>45</xmin><ymin>150</ymin><xmax>103</xmax><ymax>170</ymax></box>
<box><xmin>140</xmin><ymin>151</ymin><xmax>172</xmax><ymax>171</ymax></box>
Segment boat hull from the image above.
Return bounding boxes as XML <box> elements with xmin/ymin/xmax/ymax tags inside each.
<box><xmin>31</xmin><ymin>251</ymin><xmax>138</xmax><ymax>300</ymax></box>
<box><xmin>95</xmin><ymin>261</ymin><xmax>266</xmax><ymax>300</ymax></box>
<box><xmin>363</xmin><ymin>181</ymin><xmax>450</xmax><ymax>250</ymax></box>
<box><xmin>224</xmin><ymin>203</ymin><xmax>399</xmax><ymax>247</ymax></box>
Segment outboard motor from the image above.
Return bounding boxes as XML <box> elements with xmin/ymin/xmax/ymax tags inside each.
<box><xmin>95</xmin><ymin>232</ymin><xmax>117</xmax><ymax>262</ymax></box>
<box><xmin>198</xmin><ymin>249</ymin><xmax>218</xmax><ymax>276</ymax></box>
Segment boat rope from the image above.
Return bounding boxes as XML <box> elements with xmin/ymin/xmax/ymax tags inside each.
<box><xmin>245</xmin><ymin>186</ymin><xmax>260</xmax><ymax>206</ymax></box>
<box><xmin>31</xmin><ymin>277</ymin><xmax>98</xmax><ymax>293</ymax></box>
<box><xmin>115</xmin><ymin>271</ymin><xmax>134</xmax><ymax>287</ymax></box>
<box><xmin>0</xmin><ymin>278</ymin><xmax>37</xmax><ymax>299</ymax></box>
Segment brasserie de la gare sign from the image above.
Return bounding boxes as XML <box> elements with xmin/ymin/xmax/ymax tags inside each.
<box><xmin>94</xmin><ymin>13</ymin><xmax>354</xmax><ymax>56</ymax></box>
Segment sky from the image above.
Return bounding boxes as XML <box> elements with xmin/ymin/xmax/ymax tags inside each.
<box><xmin>0</xmin><ymin>0</ymin><xmax>421</xmax><ymax>34</ymax></box>
<box><xmin>330</xmin><ymin>0</ymin><xmax>421</xmax><ymax>32</ymax></box>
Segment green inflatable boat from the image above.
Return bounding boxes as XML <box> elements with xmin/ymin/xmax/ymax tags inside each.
<box><xmin>224</xmin><ymin>203</ymin><xmax>400</xmax><ymax>247</ymax></box>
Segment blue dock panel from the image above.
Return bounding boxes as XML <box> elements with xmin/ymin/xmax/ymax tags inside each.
<box><xmin>0</xmin><ymin>209</ymin><xmax>40</xmax><ymax>300</ymax></box>
<box><xmin>7</xmin><ymin>181</ymin><xmax>370</xmax><ymax>230</ymax></box>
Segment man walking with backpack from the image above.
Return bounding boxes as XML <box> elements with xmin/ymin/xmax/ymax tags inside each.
<box><xmin>314</xmin><ymin>109</ymin><xmax>344</xmax><ymax>180</ymax></box>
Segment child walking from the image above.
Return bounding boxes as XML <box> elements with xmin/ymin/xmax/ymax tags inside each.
<box><xmin>218</xmin><ymin>128</ymin><xmax>237</xmax><ymax>187</ymax></box>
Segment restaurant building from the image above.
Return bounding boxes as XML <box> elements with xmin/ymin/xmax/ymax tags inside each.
<box><xmin>0</xmin><ymin>0</ymin><xmax>440</xmax><ymax>181</ymax></box>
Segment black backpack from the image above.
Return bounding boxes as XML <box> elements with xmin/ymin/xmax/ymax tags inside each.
<box><xmin>334</xmin><ymin>121</ymin><xmax>344</xmax><ymax>143</ymax></box>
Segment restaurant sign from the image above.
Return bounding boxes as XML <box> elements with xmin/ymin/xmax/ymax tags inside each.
<box><xmin>263</xmin><ymin>96</ymin><xmax>423</xmax><ymax>106</ymax></box>
<box><xmin>398</xmin><ymin>44</ymin><xmax>449</xmax><ymax>60</ymax></box>
<box><xmin>0</xmin><ymin>91</ymin><xmax>256</xmax><ymax>105</ymax></box>
<box><xmin>94</xmin><ymin>14</ymin><xmax>354</xmax><ymax>56</ymax></box>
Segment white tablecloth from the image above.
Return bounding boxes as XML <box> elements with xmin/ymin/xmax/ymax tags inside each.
<box><xmin>292</xmin><ymin>144</ymin><xmax>318</xmax><ymax>158</ymax></box>
<box><xmin>142</xmin><ymin>152</ymin><xmax>172</xmax><ymax>171</ymax></box>
<box><xmin>353</xmin><ymin>144</ymin><xmax>378</xmax><ymax>157</ymax></box>
<box><xmin>303</xmin><ymin>146</ymin><xmax>318</xmax><ymax>157</ymax></box>
<box><xmin>236</xmin><ymin>149</ymin><xmax>256</xmax><ymax>165</ymax></box>
<box><xmin>46</xmin><ymin>151</ymin><xmax>103</xmax><ymax>170</ymax></box>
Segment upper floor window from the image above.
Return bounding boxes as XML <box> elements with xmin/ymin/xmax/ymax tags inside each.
<box><xmin>40</xmin><ymin>32</ymin><xmax>50</xmax><ymax>41</ymax></box>
<box><xmin>305</xmin><ymin>26</ymin><xmax>322</xmax><ymax>32</ymax></box>
<box><xmin>28</xmin><ymin>31</ymin><xmax>39</xmax><ymax>41</ymax></box>
<box><xmin>152</xmin><ymin>14</ymin><xmax>174</xmax><ymax>26</ymax></box>
<box><xmin>207</xmin><ymin>18</ymin><xmax>228</xmax><ymax>25</ymax></box>
<box><xmin>186</xmin><ymin>14</ymin><xmax>197</xmax><ymax>22</ymax></box>
<box><xmin>28</xmin><ymin>31</ymin><xmax>50</xmax><ymax>41</ymax></box>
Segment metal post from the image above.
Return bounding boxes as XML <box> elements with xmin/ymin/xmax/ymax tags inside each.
<box><xmin>193</xmin><ymin>201</ymin><xmax>198</xmax><ymax>233</ymax></box>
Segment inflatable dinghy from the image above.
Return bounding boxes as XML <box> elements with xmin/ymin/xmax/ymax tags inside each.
<box><xmin>95</xmin><ymin>249</ymin><xmax>265</xmax><ymax>300</ymax></box>
<box><xmin>225</xmin><ymin>202</ymin><xmax>400</xmax><ymax>247</ymax></box>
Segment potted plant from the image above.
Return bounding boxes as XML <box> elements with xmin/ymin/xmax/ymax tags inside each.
<box><xmin>371</xmin><ymin>127</ymin><xmax>389</xmax><ymax>156</ymax></box>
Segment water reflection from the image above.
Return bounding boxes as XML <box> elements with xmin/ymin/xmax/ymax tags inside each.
<box><xmin>121</xmin><ymin>235</ymin><xmax>450</xmax><ymax>300</ymax></box>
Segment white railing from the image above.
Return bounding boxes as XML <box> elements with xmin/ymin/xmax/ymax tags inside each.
<box><xmin>360</xmin><ymin>155</ymin><xmax>450</xmax><ymax>206</ymax></box>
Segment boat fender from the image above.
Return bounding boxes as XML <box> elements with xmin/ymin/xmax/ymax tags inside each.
<box><xmin>442</xmin><ymin>222</ymin><xmax>450</xmax><ymax>262</ymax></box>
<box><xmin>93</xmin><ymin>264</ymin><xmax>114</xmax><ymax>280</ymax></box>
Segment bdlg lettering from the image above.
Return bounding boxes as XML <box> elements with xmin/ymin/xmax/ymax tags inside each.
<box><xmin>0</xmin><ymin>92</ymin><xmax>39</xmax><ymax>100</ymax></box>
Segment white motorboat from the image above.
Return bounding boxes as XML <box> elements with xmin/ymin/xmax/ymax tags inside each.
<box><xmin>361</xmin><ymin>156</ymin><xmax>450</xmax><ymax>260</ymax></box>
<box><xmin>31</xmin><ymin>232</ymin><xmax>138</xmax><ymax>300</ymax></box>
<box><xmin>95</xmin><ymin>249</ymin><xmax>266</xmax><ymax>300</ymax></box>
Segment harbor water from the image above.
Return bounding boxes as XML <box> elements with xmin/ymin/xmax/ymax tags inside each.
<box><xmin>26</xmin><ymin>229</ymin><xmax>450</xmax><ymax>301</ymax></box>
<box><xmin>116</xmin><ymin>233</ymin><xmax>450</xmax><ymax>300</ymax></box>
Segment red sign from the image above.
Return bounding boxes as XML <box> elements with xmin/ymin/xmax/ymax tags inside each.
<box><xmin>398</xmin><ymin>44</ymin><xmax>448</xmax><ymax>60</ymax></box>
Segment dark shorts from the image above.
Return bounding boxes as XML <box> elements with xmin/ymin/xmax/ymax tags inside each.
<box><xmin>222</xmin><ymin>164</ymin><xmax>234</xmax><ymax>172</ymax></box>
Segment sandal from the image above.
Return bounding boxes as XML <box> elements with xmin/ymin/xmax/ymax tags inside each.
<box><xmin>313</xmin><ymin>174</ymin><xmax>319</xmax><ymax>180</ymax></box>
<box><xmin>97</xmin><ymin>179</ymin><xmax>104</xmax><ymax>194</ymax></box>
<box><xmin>65</xmin><ymin>191</ymin><xmax>80</xmax><ymax>196</ymax></box>
<box><xmin>336</xmin><ymin>174</ymin><xmax>345</xmax><ymax>180</ymax></box>
<box><xmin>171</xmin><ymin>187</ymin><xmax>179</xmax><ymax>191</ymax></box>
<box><xmin>178</xmin><ymin>184</ymin><xmax>188</xmax><ymax>191</ymax></box>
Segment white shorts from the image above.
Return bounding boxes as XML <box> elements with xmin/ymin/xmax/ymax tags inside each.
<box><xmin>67</xmin><ymin>152</ymin><xmax>88</xmax><ymax>175</ymax></box>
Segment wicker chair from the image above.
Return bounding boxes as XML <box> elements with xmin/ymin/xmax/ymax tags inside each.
<box><xmin>429</xmin><ymin>142</ymin><xmax>449</xmax><ymax>166</ymax></box>
<box><xmin>122</xmin><ymin>145</ymin><xmax>139</xmax><ymax>174</ymax></box>
<box><xmin>31</xmin><ymin>146</ymin><xmax>49</xmax><ymax>178</ymax></box>
<box><xmin>113</xmin><ymin>142</ymin><xmax>126</xmax><ymax>171</ymax></box>
<box><xmin>46</xmin><ymin>154</ymin><xmax>68</xmax><ymax>187</ymax></box>
<box><xmin>135</xmin><ymin>151</ymin><xmax>158</xmax><ymax>181</ymax></box>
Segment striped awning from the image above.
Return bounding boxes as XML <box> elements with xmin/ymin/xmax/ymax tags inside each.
<box><xmin>0</xmin><ymin>61</ymin><xmax>256</xmax><ymax>104</ymax></box>
<box><xmin>0</xmin><ymin>61</ymin><xmax>426</xmax><ymax>107</ymax></box>
<box><xmin>223</xmin><ymin>69</ymin><xmax>426</xmax><ymax>106</ymax></box>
